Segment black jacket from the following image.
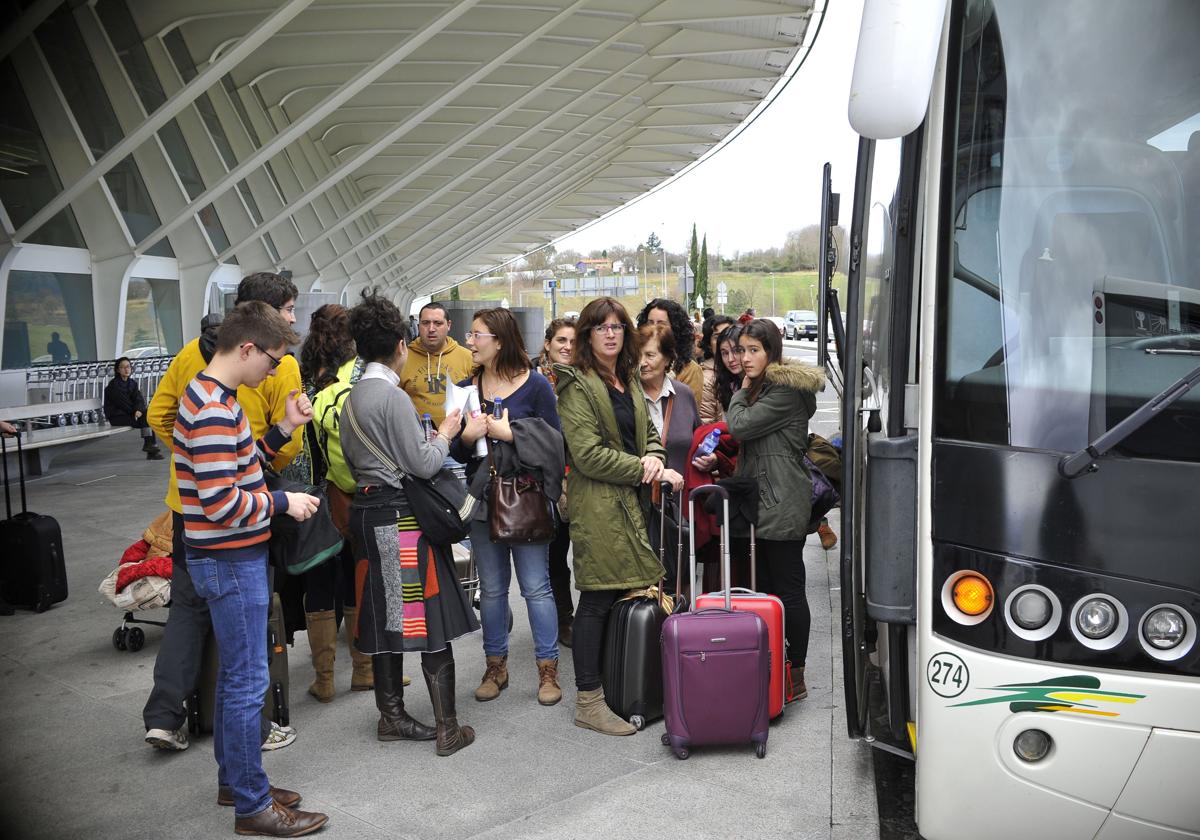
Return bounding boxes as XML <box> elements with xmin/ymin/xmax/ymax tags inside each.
<box><xmin>103</xmin><ymin>377</ymin><xmax>147</xmax><ymax>426</ymax></box>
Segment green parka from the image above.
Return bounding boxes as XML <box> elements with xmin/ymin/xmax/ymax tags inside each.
<box><xmin>726</xmin><ymin>359</ymin><xmax>825</xmax><ymax>541</ymax></box>
<box><xmin>554</xmin><ymin>363</ymin><xmax>667</xmax><ymax>591</ymax></box>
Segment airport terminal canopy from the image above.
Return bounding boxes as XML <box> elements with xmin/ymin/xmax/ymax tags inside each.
<box><xmin>0</xmin><ymin>0</ymin><xmax>819</xmax><ymax>364</ymax></box>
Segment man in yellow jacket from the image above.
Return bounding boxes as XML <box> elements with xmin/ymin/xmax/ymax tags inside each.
<box><xmin>142</xmin><ymin>271</ymin><xmax>303</xmax><ymax>754</ymax></box>
<box><xmin>399</xmin><ymin>302</ymin><xmax>473</xmax><ymax>425</ymax></box>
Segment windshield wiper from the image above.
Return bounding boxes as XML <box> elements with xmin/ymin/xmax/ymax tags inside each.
<box><xmin>1059</xmin><ymin>359</ymin><xmax>1200</xmax><ymax>479</ymax></box>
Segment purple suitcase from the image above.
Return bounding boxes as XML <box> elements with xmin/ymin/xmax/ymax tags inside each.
<box><xmin>660</xmin><ymin>485</ymin><xmax>770</xmax><ymax>759</ymax></box>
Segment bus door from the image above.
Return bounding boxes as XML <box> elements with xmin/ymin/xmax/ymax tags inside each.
<box><xmin>822</xmin><ymin>130</ymin><xmax>923</xmax><ymax>745</ymax></box>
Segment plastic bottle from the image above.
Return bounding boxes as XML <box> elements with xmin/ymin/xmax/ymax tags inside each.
<box><xmin>695</xmin><ymin>428</ymin><xmax>721</xmax><ymax>458</ymax></box>
<box><xmin>492</xmin><ymin>397</ymin><xmax>504</xmax><ymax>419</ymax></box>
<box><xmin>421</xmin><ymin>412</ymin><xmax>436</xmax><ymax>443</ymax></box>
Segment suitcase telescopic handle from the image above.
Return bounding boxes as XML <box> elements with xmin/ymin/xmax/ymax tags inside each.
<box><xmin>688</xmin><ymin>484</ymin><xmax>731</xmax><ymax>611</ymax></box>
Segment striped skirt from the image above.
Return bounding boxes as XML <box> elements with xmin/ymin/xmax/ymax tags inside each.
<box><xmin>349</xmin><ymin>489</ymin><xmax>479</xmax><ymax>655</ymax></box>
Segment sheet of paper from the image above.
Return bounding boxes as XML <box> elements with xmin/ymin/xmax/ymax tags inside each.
<box><xmin>444</xmin><ymin>381</ymin><xmax>487</xmax><ymax>457</ymax></box>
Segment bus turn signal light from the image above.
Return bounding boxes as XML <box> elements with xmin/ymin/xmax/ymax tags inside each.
<box><xmin>952</xmin><ymin>574</ymin><xmax>993</xmax><ymax>616</ymax></box>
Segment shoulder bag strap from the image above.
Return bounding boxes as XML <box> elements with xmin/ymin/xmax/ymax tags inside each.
<box><xmin>342</xmin><ymin>396</ymin><xmax>405</xmax><ymax>480</ymax></box>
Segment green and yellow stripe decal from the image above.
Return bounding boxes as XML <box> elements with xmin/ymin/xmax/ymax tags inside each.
<box><xmin>950</xmin><ymin>675</ymin><xmax>1145</xmax><ymax>717</ymax></box>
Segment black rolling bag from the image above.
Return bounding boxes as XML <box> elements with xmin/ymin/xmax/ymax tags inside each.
<box><xmin>188</xmin><ymin>592</ymin><xmax>290</xmax><ymax>735</ymax></box>
<box><xmin>1</xmin><ymin>432</ymin><xmax>67</xmax><ymax>612</ymax></box>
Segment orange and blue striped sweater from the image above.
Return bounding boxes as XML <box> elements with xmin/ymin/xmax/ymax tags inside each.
<box><xmin>173</xmin><ymin>372</ymin><xmax>290</xmax><ymax>558</ymax></box>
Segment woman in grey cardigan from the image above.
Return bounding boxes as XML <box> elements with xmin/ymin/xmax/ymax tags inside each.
<box><xmin>340</xmin><ymin>292</ymin><xmax>478</xmax><ymax>756</ymax></box>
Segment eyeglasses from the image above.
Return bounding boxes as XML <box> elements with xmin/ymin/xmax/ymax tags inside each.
<box><xmin>277</xmin><ymin>304</ymin><xmax>296</xmax><ymax>316</ymax></box>
<box><xmin>465</xmin><ymin>331</ymin><xmax>497</xmax><ymax>341</ymax></box>
<box><xmin>592</xmin><ymin>323</ymin><xmax>625</xmax><ymax>335</ymax></box>
<box><xmin>254</xmin><ymin>344</ymin><xmax>283</xmax><ymax>369</ymax></box>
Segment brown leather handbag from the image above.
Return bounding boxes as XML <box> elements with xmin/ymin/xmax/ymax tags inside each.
<box><xmin>487</xmin><ymin>438</ymin><xmax>555</xmax><ymax>544</ymax></box>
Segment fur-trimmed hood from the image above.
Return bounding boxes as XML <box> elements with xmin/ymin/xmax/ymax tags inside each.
<box><xmin>763</xmin><ymin>358</ymin><xmax>825</xmax><ymax>394</ymax></box>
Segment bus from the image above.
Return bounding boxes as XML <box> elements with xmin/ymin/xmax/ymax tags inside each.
<box><xmin>821</xmin><ymin>1</ymin><xmax>1200</xmax><ymax>838</ymax></box>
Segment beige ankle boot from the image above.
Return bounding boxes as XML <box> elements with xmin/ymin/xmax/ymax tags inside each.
<box><xmin>343</xmin><ymin>607</ymin><xmax>389</xmax><ymax>691</ymax></box>
<box><xmin>474</xmin><ymin>655</ymin><xmax>508</xmax><ymax>701</ymax></box>
<box><xmin>536</xmin><ymin>659</ymin><xmax>561</xmax><ymax>706</ymax></box>
<box><xmin>574</xmin><ymin>688</ymin><xmax>635</xmax><ymax>736</ymax></box>
<box><xmin>305</xmin><ymin>610</ymin><xmax>337</xmax><ymax>703</ymax></box>
<box><xmin>791</xmin><ymin>665</ymin><xmax>808</xmax><ymax>700</ymax></box>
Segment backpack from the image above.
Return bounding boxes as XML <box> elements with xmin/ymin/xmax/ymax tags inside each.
<box><xmin>806</xmin><ymin>432</ymin><xmax>843</xmax><ymax>499</ymax></box>
<box><xmin>312</xmin><ymin>357</ymin><xmax>364</xmax><ymax>494</ymax></box>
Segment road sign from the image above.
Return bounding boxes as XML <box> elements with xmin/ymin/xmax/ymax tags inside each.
<box><xmin>548</xmin><ymin>278</ymin><xmax>557</xmax><ymax>289</ymax></box>
<box><xmin>717</xmin><ymin>281</ymin><xmax>728</xmax><ymax>293</ymax></box>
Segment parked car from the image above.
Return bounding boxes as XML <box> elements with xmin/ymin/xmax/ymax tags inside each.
<box><xmin>122</xmin><ymin>345</ymin><xmax>172</xmax><ymax>359</ymax></box>
<box><xmin>785</xmin><ymin>309</ymin><xmax>819</xmax><ymax>340</ymax></box>
<box><xmin>762</xmin><ymin>316</ymin><xmax>787</xmax><ymax>339</ymax></box>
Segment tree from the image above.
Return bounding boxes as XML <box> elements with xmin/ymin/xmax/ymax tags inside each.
<box><xmin>687</xmin><ymin>223</ymin><xmax>699</xmax><ymax>280</ymax></box>
<box><xmin>646</xmin><ymin>231</ymin><xmax>661</xmax><ymax>254</ymax></box>
<box><xmin>696</xmin><ymin>234</ymin><xmax>709</xmax><ymax>309</ymax></box>
<box><xmin>450</xmin><ymin>284</ymin><xmax>460</xmax><ymax>301</ymax></box>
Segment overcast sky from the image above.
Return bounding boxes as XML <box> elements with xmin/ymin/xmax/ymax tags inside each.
<box><xmin>553</xmin><ymin>0</ymin><xmax>864</xmax><ymax>259</ymax></box>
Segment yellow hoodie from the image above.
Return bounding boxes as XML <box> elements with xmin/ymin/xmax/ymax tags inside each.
<box><xmin>147</xmin><ymin>338</ymin><xmax>303</xmax><ymax>513</ymax></box>
<box><xmin>398</xmin><ymin>336</ymin><xmax>473</xmax><ymax>425</ymax></box>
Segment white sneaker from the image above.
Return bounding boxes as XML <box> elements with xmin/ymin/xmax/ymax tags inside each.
<box><xmin>145</xmin><ymin>727</ymin><xmax>189</xmax><ymax>751</ymax></box>
<box><xmin>262</xmin><ymin>721</ymin><xmax>297</xmax><ymax>751</ymax></box>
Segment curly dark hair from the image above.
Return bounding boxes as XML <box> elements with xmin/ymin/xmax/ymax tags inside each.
<box><xmin>348</xmin><ymin>289</ymin><xmax>409</xmax><ymax>364</ymax></box>
<box><xmin>635</xmin><ymin>298</ymin><xmax>695</xmax><ymax>373</ymax></box>
<box><xmin>235</xmin><ymin>271</ymin><xmax>298</xmax><ymax>310</ymax></box>
<box><xmin>714</xmin><ymin>323</ymin><xmax>743</xmax><ymax>410</ymax></box>
<box><xmin>700</xmin><ymin>314</ymin><xmax>735</xmax><ymax>361</ymax></box>
<box><xmin>300</xmin><ymin>303</ymin><xmax>354</xmax><ymax>391</ymax></box>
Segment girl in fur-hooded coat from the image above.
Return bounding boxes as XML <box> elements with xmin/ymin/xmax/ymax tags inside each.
<box><xmin>726</xmin><ymin>358</ymin><xmax>825</xmax><ymax>540</ymax></box>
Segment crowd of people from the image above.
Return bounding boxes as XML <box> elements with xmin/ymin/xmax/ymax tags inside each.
<box><xmin>131</xmin><ymin>271</ymin><xmax>827</xmax><ymax>837</ymax></box>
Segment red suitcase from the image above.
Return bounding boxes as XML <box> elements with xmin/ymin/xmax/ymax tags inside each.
<box><xmin>694</xmin><ymin>524</ymin><xmax>790</xmax><ymax>718</ymax></box>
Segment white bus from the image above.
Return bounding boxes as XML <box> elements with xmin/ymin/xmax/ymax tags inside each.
<box><xmin>823</xmin><ymin>1</ymin><xmax>1200</xmax><ymax>838</ymax></box>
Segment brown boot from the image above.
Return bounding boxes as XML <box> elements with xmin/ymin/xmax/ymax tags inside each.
<box><xmin>474</xmin><ymin>655</ymin><xmax>508</xmax><ymax>701</ymax></box>
<box><xmin>817</xmin><ymin>520</ymin><xmax>838</xmax><ymax>551</ymax></box>
<box><xmin>233</xmin><ymin>799</ymin><xmax>327</xmax><ymax>836</ymax></box>
<box><xmin>372</xmin><ymin>653</ymin><xmax>435</xmax><ymax>742</ymax></box>
<box><xmin>305</xmin><ymin>610</ymin><xmax>337</xmax><ymax>703</ymax></box>
<box><xmin>791</xmin><ymin>665</ymin><xmax>808</xmax><ymax>701</ymax></box>
<box><xmin>558</xmin><ymin>617</ymin><xmax>573</xmax><ymax>648</ymax></box>
<box><xmin>343</xmin><ymin>607</ymin><xmax>383</xmax><ymax>691</ymax></box>
<box><xmin>574</xmin><ymin>688</ymin><xmax>636</xmax><ymax>736</ymax></box>
<box><xmin>423</xmin><ymin>657</ymin><xmax>475</xmax><ymax>756</ymax></box>
<box><xmin>536</xmin><ymin>659</ymin><xmax>562</xmax><ymax>706</ymax></box>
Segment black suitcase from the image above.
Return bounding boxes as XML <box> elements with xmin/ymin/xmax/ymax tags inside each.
<box><xmin>600</xmin><ymin>485</ymin><xmax>684</xmax><ymax>730</ymax></box>
<box><xmin>188</xmin><ymin>592</ymin><xmax>290</xmax><ymax>735</ymax></box>
<box><xmin>1</xmin><ymin>432</ymin><xmax>68</xmax><ymax>612</ymax></box>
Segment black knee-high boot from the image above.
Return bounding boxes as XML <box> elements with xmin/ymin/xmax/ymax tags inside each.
<box><xmin>421</xmin><ymin>647</ymin><xmax>475</xmax><ymax>756</ymax></box>
<box><xmin>372</xmin><ymin>653</ymin><xmax>435</xmax><ymax>742</ymax></box>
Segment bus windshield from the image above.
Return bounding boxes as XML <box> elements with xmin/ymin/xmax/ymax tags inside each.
<box><xmin>936</xmin><ymin>0</ymin><xmax>1200</xmax><ymax>462</ymax></box>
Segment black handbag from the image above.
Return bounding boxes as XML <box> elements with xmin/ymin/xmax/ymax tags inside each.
<box><xmin>486</xmin><ymin>438</ymin><xmax>555</xmax><ymax>545</ymax></box>
<box><xmin>262</xmin><ymin>468</ymin><xmax>344</xmax><ymax>575</ymax></box>
<box><xmin>343</xmin><ymin>399</ymin><xmax>475</xmax><ymax>545</ymax></box>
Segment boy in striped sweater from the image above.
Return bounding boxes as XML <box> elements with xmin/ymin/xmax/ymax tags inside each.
<box><xmin>174</xmin><ymin>301</ymin><xmax>328</xmax><ymax>837</ymax></box>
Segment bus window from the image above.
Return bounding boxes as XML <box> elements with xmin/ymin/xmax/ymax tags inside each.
<box><xmin>860</xmin><ymin>139</ymin><xmax>903</xmax><ymax>423</ymax></box>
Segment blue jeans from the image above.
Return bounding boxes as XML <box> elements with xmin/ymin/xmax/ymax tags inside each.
<box><xmin>470</xmin><ymin>519</ymin><xmax>560</xmax><ymax>661</ymax></box>
<box><xmin>188</xmin><ymin>552</ymin><xmax>273</xmax><ymax>819</ymax></box>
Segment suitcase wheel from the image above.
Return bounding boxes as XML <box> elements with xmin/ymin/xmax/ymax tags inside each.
<box><xmin>756</xmin><ymin>742</ymin><xmax>767</xmax><ymax>759</ymax></box>
<box><xmin>675</xmin><ymin>748</ymin><xmax>689</xmax><ymax>760</ymax></box>
<box><xmin>112</xmin><ymin>628</ymin><xmax>127</xmax><ymax>651</ymax></box>
<box><xmin>630</xmin><ymin>715</ymin><xmax>645</xmax><ymax>731</ymax></box>
<box><xmin>126</xmin><ymin>626</ymin><xmax>145</xmax><ymax>652</ymax></box>
<box><xmin>660</xmin><ymin>733</ymin><xmax>670</xmax><ymax>746</ymax></box>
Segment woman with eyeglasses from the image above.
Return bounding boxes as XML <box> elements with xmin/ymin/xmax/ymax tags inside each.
<box><xmin>452</xmin><ymin>308</ymin><xmax>565</xmax><ymax>708</ymax></box>
<box><xmin>554</xmin><ymin>297</ymin><xmax>683</xmax><ymax>736</ymax></box>
<box><xmin>725</xmin><ymin>319</ymin><xmax>825</xmax><ymax>701</ymax></box>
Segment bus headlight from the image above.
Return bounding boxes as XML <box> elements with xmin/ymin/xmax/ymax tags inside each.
<box><xmin>1142</xmin><ymin>607</ymin><xmax>1186</xmax><ymax>650</ymax></box>
<box><xmin>1013</xmin><ymin>729</ymin><xmax>1052</xmax><ymax>763</ymax></box>
<box><xmin>1076</xmin><ymin>598</ymin><xmax>1118</xmax><ymax>639</ymax></box>
<box><xmin>1011</xmin><ymin>590</ymin><xmax>1052</xmax><ymax>630</ymax></box>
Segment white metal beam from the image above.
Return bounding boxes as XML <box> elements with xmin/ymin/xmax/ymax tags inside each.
<box><xmin>212</xmin><ymin>0</ymin><xmax>590</xmax><ymax>262</ymax></box>
<box><xmin>11</xmin><ymin>0</ymin><xmax>317</xmax><ymax>244</ymax></box>
<box><xmin>135</xmin><ymin>0</ymin><xmax>485</xmax><ymax>257</ymax></box>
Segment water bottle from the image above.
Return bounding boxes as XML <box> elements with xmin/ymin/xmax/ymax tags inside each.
<box><xmin>421</xmin><ymin>413</ymin><xmax>436</xmax><ymax>443</ymax></box>
<box><xmin>492</xmin><ymin>397</ymin><xmax>504</xmax><ymax>419</ymax></box>
<box><xmin>695</xmin><ymin>428</ymin><xmax>721</xmax><ymax>458</ymax></box>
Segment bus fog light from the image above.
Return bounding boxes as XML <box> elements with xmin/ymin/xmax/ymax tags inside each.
<box><xmin>1143</xmin><ymin>607</ymin><xmax>1186</xmax><ymax>650</ymax></box>
<box><xmin>1013</xmin><ymin>729</ymin><xmax>1052</xmax><ymax>762</ymax></box>
<box><xmin>1010</xmin><ymin>590</ymin><xmax>1052</xmax><ymax>630</ymax></box>
<box><xmin>1076</xmin><ymin>598</ymin><xmax>1118</xmax><ymax>639</ymax></box>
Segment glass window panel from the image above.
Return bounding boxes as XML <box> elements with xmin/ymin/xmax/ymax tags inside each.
<box><xmin>122</xmin><ymin>276</ymin><xmax>182</xmax><ymax>356</ymax></box>
<box><xmin>2</xmin><ymin>270</ymin><xmax>96</xmax><ymax>368</ymax></box>
<box><xmin>35</xmin><ymin>6</ymin><xmax>173</xmax><ymax>257</ymax></box>
<box><xmin>0</xmin><ymin>58</ymin><xmax>85</xmax><ymax>247</ymax></box>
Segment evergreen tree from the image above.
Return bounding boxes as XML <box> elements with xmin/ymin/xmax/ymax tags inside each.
<box><xmin>696</xmin><ymin>235</ymin><xmax>709</xmax><ymax>309</ymax></box>
<box><xmin>450</xmin><ymin>284</ymin><xmax>460</xmax><ymax>301</ymax></box>
<box><xmin>687</xmin><ymin>224</ymin><xmax>699</xmax><ymax>287</ymax></box>
<box><xmin>646</xmin><ymin>231</ymin><xmax>661</xmax><ymax>253</ymax></box>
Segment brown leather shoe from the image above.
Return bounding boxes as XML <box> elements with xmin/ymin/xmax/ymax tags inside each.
<box><xmin>218</xmin><ymin>786</ymin><xmax>302</xmax><ymax>808</ymax></box>
<box><xmin>474</xmin><ymin>655</ymin><xmax>508</xmax><ymax>702</ymax></box>
<box><xmin>536</xmin><ymin>658</ymin><xmax>562</xmax><ymax>706</ymax></box>
<box><xmin>817</xmin><ymin>521</ymin><xmax>838</xmax><ymax>551</ymax></box>
<box><xmin>233</xmin><ymin>800</ymin><xmax>327</xmax><ymax>837</ymax></box>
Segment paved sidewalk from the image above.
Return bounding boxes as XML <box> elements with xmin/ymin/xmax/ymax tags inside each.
<box><xmin>0</xmin><ymin>409</ymin><xmax>874</xmax><ymax>839</ymax></box>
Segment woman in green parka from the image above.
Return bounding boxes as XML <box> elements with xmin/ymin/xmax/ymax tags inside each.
<box><xmin>554</xmin><ymin>297</ymin><xmax>684</xmax><ymax>736</ymax></box>
<box><xmin>727</xmin><ymin>318</ymin><xmax>825</xmax><ymax>701</ymax></box>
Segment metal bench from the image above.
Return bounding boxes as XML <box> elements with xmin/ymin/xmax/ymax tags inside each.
<box><xmin>0</xmin><ymin>400</ymin><xmax>131</xmax><ymax>476</ymax></box>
